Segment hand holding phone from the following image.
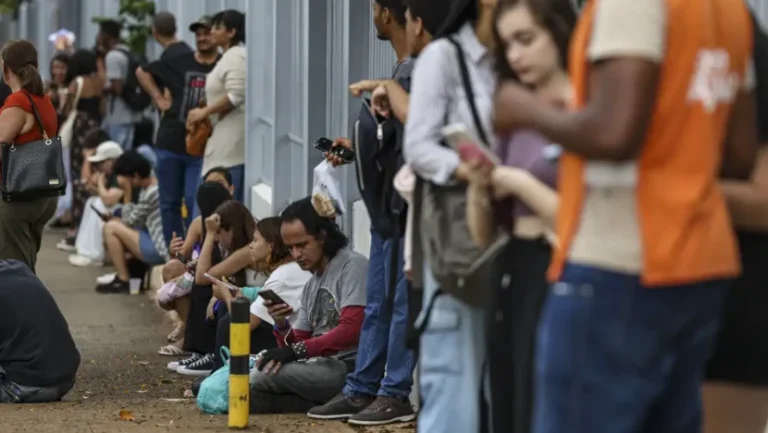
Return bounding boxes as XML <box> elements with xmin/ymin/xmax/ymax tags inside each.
<box><xmin>442</xmin><ymin>123</ymin><xmax>500</xmax><ymax>167</ymax></box>
<box><xmin>204</xmin><ymin>273</ymin><xmax>238</xmax><ymax>293</ymax></box>
<box><xmin>258</xmin><ymin>289</ymin><xmax>287</xmax><ymax>306</ymax></box>
<box><xmin>315</xmin><ymin>137</ymin><xmax>355</xmax><ymax>165</ymax></box>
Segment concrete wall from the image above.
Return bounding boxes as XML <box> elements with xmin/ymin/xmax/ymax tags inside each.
<box><xmin>16</xmin><ymin>0</ymin><xmax>396</xmax><ymax>255</ymax></box>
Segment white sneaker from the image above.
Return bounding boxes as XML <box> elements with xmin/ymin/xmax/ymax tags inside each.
<box><xmin>56</xmin><ymin>238</ymin><xmax>76</xmax><ymax>252</ymax></box>
<box><xmin>97</xmin><ymin>272</ymin><xmax>117</xmax><ymax>285</ymax></box>
<box><xmin>69</xmin><ymin>254</ymin><xmax>103</xmax><ymax>267</ymax></box>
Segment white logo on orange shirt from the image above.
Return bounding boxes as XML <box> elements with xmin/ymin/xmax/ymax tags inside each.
<box><xmin>687</xmin><ymin>49</ymin><xmax>741</xmax><ymax>113</ymax></box>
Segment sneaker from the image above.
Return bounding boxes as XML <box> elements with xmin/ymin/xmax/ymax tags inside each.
<box><xmin>307</xmin><ymin>393</ymin><xmax>375</xmax><ymax>420</ymax></box>
<box><xmin>251</xmin><ymin>389</ymin><xmax>317</xmax><ymax>414</ymax></box>
<box><xmin>56</xmin><ymin>237</ymin><xmax>76</xmax><ymax>252</ymax></box>
<box><xmin>347</xmin><ymin>396</ymin><xmax>416</xmax><ymax>426</ymax></box>
<box><xmin>176</xmin><ymin>353</ymin><xmax>214</xmax><ymax>377</ymax></box>
<box><xmin>167</xmin><ymin>353</ymin><xmax>203</xmax><ymax>372</ymax></box>
<box><xmin>97</xmin><ymin>272</ymin><xmax>117</xmax><ymax>285</ymax></box>
<box><xmin>95</xmin><ymin>276</ymin><xmax>129</xmax><ymax>294</ymax></box>
<box><xmin>69</xmin><ymin>254</ymin><xmax>103</xmax><ymax>267</ymax></box>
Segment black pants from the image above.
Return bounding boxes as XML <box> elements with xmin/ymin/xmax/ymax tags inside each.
<box><xmin>487</xmin><ymin>237</ymin><xmax>551</xmax><ymax>433</ymax></box>
<box><xmin>183</xmin><ymin>284</ymin><xmax>217</xmax><ymax>355</ymax></box>
<box><xmin>213</xmin><ymin>313</ymin><xmax>277</xmax><ymax>371</ymax></box>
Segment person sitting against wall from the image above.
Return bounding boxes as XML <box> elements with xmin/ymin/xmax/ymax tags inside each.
<box><xmin>157</xmin><ymin>177</ymin><xmax>233</xmax><ymax>356</ymax></box>
<box><xmin>169</xmin><ymin>199</ymin><xmax>258</xmax><ymax>377</ymax></box>
<box><xmin>96</xmin><ymin>151</ymin><xmax>169</xmax><ymax>293</ymax></box>
<box><xmin>249</xmin><ymin>194</ymin><xmax>368</xmax><ymax>414</ymax></box>
<box><xmin>68</xmin><ymin>139</ymin><xmax>125</xmax><ymax>267</ymax></box>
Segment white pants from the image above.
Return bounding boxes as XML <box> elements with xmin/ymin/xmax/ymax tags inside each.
<box><xmin>74</xmin><ymin>197</ymin><xmax>117</xmax><ymax>261</ymax></box>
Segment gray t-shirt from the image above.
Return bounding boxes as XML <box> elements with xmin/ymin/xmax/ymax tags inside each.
<box><xmin>104</xmin><ymin>45</ymin><xmax>141</xmax><ymax>125</ymax></box>
<box><xmin>293</xmin><ymin>248</ymin><xmax>368</xmax><ymax>336</ymax></box>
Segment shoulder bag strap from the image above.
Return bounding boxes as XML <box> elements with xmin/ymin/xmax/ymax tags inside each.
<box><xmin>22</xmin><ymin>92</ymin><xmax>49</xmax><ymax>140</ymax></box>
<box><xmin>446</xmin><ymin>36</ymin><xmax>490</xmax><ymax>146</ymax></box>
<box><xmin>73</xmin><ymin>76</ymin><xmax>84</xmax><ymax>103</ymax></box>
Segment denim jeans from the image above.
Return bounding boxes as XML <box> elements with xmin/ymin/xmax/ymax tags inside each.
<box><xmin>156</xmin><ymin>148</ymin><xmax>202</xmax><ymax>246</ymax></box>
<box><xmin>104</xmin><ymin>123</ymin><xmax>135</xmax><ymax>151</ymax></box>
<box><xmin>533</xmin><ymin>264</ymin><xmax>730</xmax><ymax>433</ymax></box>
<box><xmin>417</xmin><ymin>264</ymin><xmax>490</xmax><ymax>433</ymax></box>
<box><xmin>343</xmin><ymin>232</ymin><xmax>415</xmax><ymax>400</ymax></box>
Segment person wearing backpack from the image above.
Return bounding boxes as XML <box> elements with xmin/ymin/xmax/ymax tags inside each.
<box><xmin>402</xmin><ymin>0</ymin><xmax>501</xmax><ymax>431</ymax></box>
<box><xmin>98</xmin><ymin>20</ymin><xmax>146</xmax><ymax>150</ymax></box>
<box><xmin>305</xmin><ymin>1</ymin><xmax>420</xmax><ymax>426</ymax></box>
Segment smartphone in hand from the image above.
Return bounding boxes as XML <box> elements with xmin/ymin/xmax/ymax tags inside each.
<box><xmin>204</xmin><ymin>273</ymin><xmax>238</xmax><ymax>293</ymax></box>
<box><xmin>314</xmin><ymin>137</ymin><xmax>356</xmax><ymax>164</ymax></box>
<box><xmin>442</xmin><ymin>123</ymin><xmax>500</xmax><ymax>166</ymax></box>
<box><xmin>258</xmin><ymin>289</ymin><xmax>287</xmax><ymax>306</ymax></box>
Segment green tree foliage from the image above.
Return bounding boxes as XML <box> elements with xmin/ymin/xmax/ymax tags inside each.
<box><xmin>0</xmin><ymin>0</ymin><xmax>21</xmax><ymax>14</ymax></box>
<box><xmin>92</xmin><ymin>0</ymin><xmax>155</xmax><ymax>55</ymax></box>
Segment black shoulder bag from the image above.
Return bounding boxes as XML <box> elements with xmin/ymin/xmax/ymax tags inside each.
<box><xmin>1</xmin><ymin>93</ymin><xmax>67</xmax><ymax>202</ymax></box>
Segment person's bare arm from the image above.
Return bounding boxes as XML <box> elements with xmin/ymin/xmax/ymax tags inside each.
<box><xmin>195</xmin><ymin>232</ymin><xmax>218</xmax><ymax>285</ymax></box>
<box><xmin>466</xmin><ymin>185</ymin><xmax>495</xmax><ymax>248</ymax></box>
<box><xmin>721</xmin><ymin>147</ymin><xmax>768</xmax><ymax>230</ymax></box>
<box><xmin>98</xmin><ymin>183</ymin><xmax>124</xmax><ymax>208</ymax></box>
<box><xmin>721</xmin><ymin>90</ymin><xmax>759</xmax><ymax>180</ymax></box>
<box><xmin>206</xmin><ymin>247</ymin><xmax>253</xmax><ymax>280</ymax></box>
<box><xmin>0</xmin><ymin>107</ymin><xmax>28</xmax><ymax>144</ymax></box>
<box><xmin>179</xmin><ymin>217</ymin><xmax>202</xmax><ymax>259</ymax></box>
<box><xmin>381</xmin><ymin>80</ymin><xmax>410</xmax><ymax>123</ymax></box>
<box><xmin>492</xmin><ymin>167</ymin><xmax>559</xmax><ymax>226</ymax></box>
<box><xmin>135</xmin><ymin>66</ymin><xmax>167</xmax><ymax>107</ymax></box>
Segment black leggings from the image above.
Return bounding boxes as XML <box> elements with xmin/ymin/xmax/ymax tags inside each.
<box><xmin>487</xmin><ymin>237</ymin><xmax>551</xmax><ymax>433</ymax></box>
<box><xmin>183</xmin><ymin>284</ymin><xmax>217</xmax><ymax>355</ymax></box>
<box><xmin>213</xmin><ymin>313</ymin><xmax>278</xmax><ymax>371</ymax></box>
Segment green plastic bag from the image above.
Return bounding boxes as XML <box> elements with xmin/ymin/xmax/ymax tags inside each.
<box><xmin>197</xmin><ymin>347</ymin><xmax>231</xmax><ymax>414</ymax></box>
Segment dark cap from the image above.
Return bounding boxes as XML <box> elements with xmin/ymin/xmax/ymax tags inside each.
<box><xmin>189</xmin><ymin>15</ymin><xmax>213</xmax><ymax>32</ymax></box>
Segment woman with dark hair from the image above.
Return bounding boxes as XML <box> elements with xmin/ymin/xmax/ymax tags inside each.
<box><xmin>46</xmin><ymin>52</ymin><xmax>70</xmax><ymax>111</ymax></box>
<box><xmin>0</xmin><ymin>40</ymin><xmax>58</xmax><ymax>272</ymax></box>
<box><xmin>55</xmin><ymin>48</ymin><xmax>106</xmax><ymax>253</ymax></box>
<box><xmin>170</xmin><ymin>200</ymin><xmax>258</xmax><ymax>376</ymax></box>
<box><xmin>464</xmin><ymin>1</ymin><xmax>575</xmax><ymax>432</ymax></box>
<box><xmin>186</xmin><ymin>10</ymin><xmax>247</xmax><ymax>202</ymax></box>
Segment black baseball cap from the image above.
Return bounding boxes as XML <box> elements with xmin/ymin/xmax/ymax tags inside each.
<box><xmin>189</xmin><ymin>15</ymin><xmax>213</xmax><ymax>32</ymax></box>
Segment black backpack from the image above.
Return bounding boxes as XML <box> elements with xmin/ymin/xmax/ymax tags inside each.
<box><xmin>352</xmin><ymin>74</ymin><xmax>411</xmax><ymax>240</ymax></box>
<box><xmin>116</xmin><ymin>49</ymin><xmax>152</xmax><ymax>112</ymax></box>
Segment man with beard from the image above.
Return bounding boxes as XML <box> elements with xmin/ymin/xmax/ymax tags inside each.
<box><xmin>136</xmin><ymin>12</ymin><xmax>219</xmax><ymax>247</ymax></box>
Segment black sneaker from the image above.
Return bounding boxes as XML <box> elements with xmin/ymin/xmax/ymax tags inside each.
<box><xmin>177</xmin><ymin>353</ymin><xmax>214</xmax><ymax>377</ymax></box>
<box><xmin>347</xmin><ymin>396</ymin><xmax>416</xmax><ymax>426</ymax></box>
<box><xmin>95</xmin><ymin>277</ymin><xmax>129</xmax><ymax>294</ymax></box>
<box><xmin>307</xmin><ymin>393</ymin><xmax>375</xmax><ymax>420</ymax></box>
<box><xmin>167</xmin><ymin>353</ymin><xmax>203</xmax><ymax>372</ymax></box>
<box><xmin>250</xmin><ymin>389</ymin><xmax>317</xmax><ymax>414</ymax></box>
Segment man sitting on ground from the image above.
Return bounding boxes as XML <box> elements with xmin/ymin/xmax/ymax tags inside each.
<box><xmin>249</xmin><ymin>195</ymin><xmax>368</xmax><ymax>414</ymax></box>
<box><xmin>96</xmin><ymin>151</ymin><xmax>169</xmax><ymax>293</ymax></box>
<box><xmin>0</xmin><ymin>260</ymin><xmax>80</xmax><ymax>403</ymax></box>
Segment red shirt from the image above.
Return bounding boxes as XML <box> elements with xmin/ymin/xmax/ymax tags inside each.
<box><xmin>0</xmin><ymin>90</ymin><xmax>58</xmax><ymax>145</ymax></box>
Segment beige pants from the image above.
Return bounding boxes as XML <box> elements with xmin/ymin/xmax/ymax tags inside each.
<box><xmin>0</xmin><ymin>197</ymin><xmax>57</xmax><ymax>273</ymax></box>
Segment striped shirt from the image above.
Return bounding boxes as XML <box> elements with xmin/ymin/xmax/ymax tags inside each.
<box><xmin>122</xmin><ymin>184</ymin><xmax>169</xmax><ymax>261</ymax></box>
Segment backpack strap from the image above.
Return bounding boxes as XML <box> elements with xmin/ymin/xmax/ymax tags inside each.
<box><xmin>445</xmin><ymin>36</ymin><xmax>490</xmax><ymax>146</ymax></box>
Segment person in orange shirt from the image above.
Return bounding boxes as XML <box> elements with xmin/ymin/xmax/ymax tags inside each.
<box><xmin>490</xmin><ymin>0</ymin><xmax>758</xmax><ymax>432</ymax></box>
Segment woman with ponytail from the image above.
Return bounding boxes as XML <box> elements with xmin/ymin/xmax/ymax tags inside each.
<box><xmin>0</xmin><ymin>40</ymin><xmax>59</xmax><ymax>272</ymax></box>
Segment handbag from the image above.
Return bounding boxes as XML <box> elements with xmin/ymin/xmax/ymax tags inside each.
<box><xmin>59</xmin><ymin>76</ymin><xmax>83</xmax><ymax>149</ymax></box>
<box><xmin>412</xmin><ymin>37</ymin><xmax>509</xmax><ymax>308</ymax></box>
<box><xmin>186</xmin><ymin>100</ymin><xmax>211</xmax><ymax>157</ymax></box>
<box><xmin>1</xmin><ymin>93</ymin><xmax>67</xmax><ymax>202</ymax></box>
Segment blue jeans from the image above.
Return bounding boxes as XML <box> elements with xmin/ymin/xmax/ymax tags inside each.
<box><xmin>417</xmin><ymin>264</ymin><xmax>490</xmax><ymax>433</ymax></box>
<box><xmin>533</xmin><ymin>264</ymin><xmax>730</xmax><ymax>433</ymax></box>
<box><xmin>156</xmin><ymin>148</ymin><xmax>202</xmax><ymax>246</ymax></box>
<box><xmin>104</xmin><ymin>123</ymin><xmax>135</xmax><ymax>151</ymax></box>
<box><xmin>343</xmin><ymin>232</ymin><xmax>415</xmax><ymax>399</ymax></box>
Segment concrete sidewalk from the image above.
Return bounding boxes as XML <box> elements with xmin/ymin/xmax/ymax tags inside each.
<box><xmin>0</xmin><ymin>230</ymin><xmax>414</xmax><ymax>433</ymax></box>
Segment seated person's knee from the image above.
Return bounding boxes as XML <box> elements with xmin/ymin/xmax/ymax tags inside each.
<box><xmin>103</xmin><ymin>218</ymin><xmax>121</xmax><ymax>235</ymax></box>
<box><xmin>163</xmin><ymin>259</ymin><xmax>185</xmax><ymax>283</ymax></box>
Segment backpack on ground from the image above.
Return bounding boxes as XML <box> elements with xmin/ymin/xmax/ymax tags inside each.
<box><xmin>115</xmin><ymin>49</ymin><xmax>152</xmax><ymax>112</ymax></box>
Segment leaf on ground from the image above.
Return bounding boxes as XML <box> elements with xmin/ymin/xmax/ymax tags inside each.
<box><xmin>118</xmin><ymin>409</ymin><xmax>135</xmax><ymax>421</ymax></box>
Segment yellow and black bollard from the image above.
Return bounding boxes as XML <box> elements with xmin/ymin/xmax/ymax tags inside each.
<box><xmin>229</xmin><ymin>297</ymin><xmax>250</xmax><ymax>429</ymax></box>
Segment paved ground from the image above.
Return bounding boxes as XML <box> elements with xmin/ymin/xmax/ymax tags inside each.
<box><xmin>0</xmin><ymin>230</ymin><xmax>416</xmax><ymax>433</ymax></box>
